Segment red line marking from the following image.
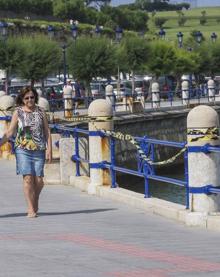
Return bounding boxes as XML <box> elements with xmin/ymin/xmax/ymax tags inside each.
<box><xmin>1</xmin><ymin>232</ymin><xmax>220</xmax><ymax>275</ymax></box>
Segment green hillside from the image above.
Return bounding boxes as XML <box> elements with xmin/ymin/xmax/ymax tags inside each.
<box><xmin>152</xmin><ymin>7</ymin><xmax>220</xmax><ymax>41</ymax></box>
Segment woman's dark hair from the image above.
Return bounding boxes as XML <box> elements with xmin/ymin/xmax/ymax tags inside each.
<box><xmin>16</xmin><ymin>86</ymin><xmax>39</xmax><ymax>106</ymax></box>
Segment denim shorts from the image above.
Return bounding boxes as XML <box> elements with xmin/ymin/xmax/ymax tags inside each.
<box><xmin>15</xmin><ymin>148</ymin><xmax>46</xmax><ymax>177</ymax></box>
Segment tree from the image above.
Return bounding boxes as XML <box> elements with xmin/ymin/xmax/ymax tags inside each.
<box><xmin>176</xmin><ymin>11</ymin><xmax>187</xmax><ymax>27</ymax></box>
<box><xmin>0</xmin><ymin>37</ymin><xmax>24</xmax><ymax>93</ymax></box>
<box><xmin>16</xmin><ymin>35</ymin><xmax>61</xmax><ymax>86</ymax></box>
<box><xmin>200</xmin><ymin>10</ymin><xmax>207</xmax><ymax>26</ymax></box>
<box><xmin>154</xmin><ymin>17</ymin><xmax>168</xmax><ymax>28</ymax></box>
<box><xmin>147</xmin><ymin>41</ymin><xmax>176</xmax><ymax>78</ymax></box>
<box><xmin>53</xmin><ymin>0</ymin><xmax>86</xmax><ymax>21</ymax></box>
<box><xmin>173</xmin><ymin>48</ymin><xmax>200</xmax><ymax>91</ymax></box>
<box><xmin>67</xmin><ymin>37</ymin><xmax>117</xmax><ymax>96</ymax></box>
<box><xmin>117</xmin><ymin>36</ymin><xmax>150</xmax><ymax>93</ymax></box>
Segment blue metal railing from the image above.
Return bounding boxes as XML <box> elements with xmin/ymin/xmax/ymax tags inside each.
<box><xmin>50</xmin><ymin>123</ymin><xmax>191</xmax><ymax>207</ymax></box>
<box><xmin>2</xmin><ymin>114</ymin><xmax>220</xmax><ymax>209</ymax></box>
<box><xmin>47</xmin><ymin>87</ymin><xmax>220</xmax><ymax>114</ymax></box>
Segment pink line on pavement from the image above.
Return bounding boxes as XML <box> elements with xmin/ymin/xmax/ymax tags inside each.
<box><xmin>1</xmin><ymin>232</ymin><xmax>220</xmax><ymax>275</ymax></box>
<box><xmin>55</xmin><ymin>233</ymin><xmax>220</xmax><ymax>274</ymax></box>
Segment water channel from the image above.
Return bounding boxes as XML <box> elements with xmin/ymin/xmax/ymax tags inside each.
<box><xmin>117</xmin><ymin>164</ymin><xmax>186</xmax><ymax>206</ymax></box>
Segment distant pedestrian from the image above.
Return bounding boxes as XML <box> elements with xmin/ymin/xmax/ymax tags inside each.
<box><xmin>0</xmin><ymin>86</ymin><xmax>52</xmax><ymax>218</ymax></box>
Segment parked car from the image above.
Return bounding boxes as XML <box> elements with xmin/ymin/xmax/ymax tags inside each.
<box><xmin>90</xmin><ymin>81</ymin><xmax>105</xmax><ymax>98</ymax></box>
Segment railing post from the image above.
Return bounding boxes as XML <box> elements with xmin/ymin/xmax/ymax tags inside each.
<box><xmin>152</xmin><ymin>82</ymin><xmax>160</xmax><ymax>108</ymax></box>
<box><xmin>182</xmin><ymin>80</ymin><xmax>189</xmax><ymax>106</ymax></box>
<box><xmin>74</xmin><ymin>129</ymin><xmax>80</xmax><ymax>176</ymax></box>
<box><xmin>187</xmin><ymin>105</ymin><xmax>220</xmax><ymax>226</ymax></box>
<box><xmin>110</xmin><ymin>137</ymin><xmax>116</xmax><ymax>188</ymax></box>
<box><xmin>88</xmin><ymin>99</ymin><xmax>113</xmax><ymax>194</ymax></box>
<box><xmin>208</xmin><ymin>79</ymin><xmax>215</xmax><ymax>103</ymax></box>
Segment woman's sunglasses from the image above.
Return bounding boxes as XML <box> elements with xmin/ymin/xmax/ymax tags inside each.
<box><xmin>24</xmin><ymin>96</ymin><xmax>35</xmax><ymax>100</ymax></box>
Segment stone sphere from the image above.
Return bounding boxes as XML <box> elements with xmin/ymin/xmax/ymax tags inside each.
<box><xmin>152</xmin><ymin>82</ymin><xmax>159</xmax><ymax>93</ymax></box>
<box><xmin>0</xmin><ymin>91</ymin><xmax>6</xmax><ymax>97</ymax></box>
<box><xmin>187</xmin><ymin>105</ymin><xmax>219</xmax><ymax>129</ymax></box>
<box><xmin>182</xmin><ymin>80</ymin><xmax>189</xmax><ymax>90</ymax></box>
<box><xmin>36</xmin><ymin>88</ymin><xmax>43</xmax><ymax>97</ymax></box>
<box><xmin>38</xmin><ymin>97</ymin><xmax>50</xmax><ymax>112</ymax></box>
<box><xmin>88</xmin><ymin>99</ymin><xmax>113</xmax><ymax>117</ymax></box>
<box><xmin>105</xmin><ymin>84</ymin><xmax>113</xmax><ymax>94</ymax></box>
<box><xmin>208</xmin><ymin>79</ymin><xmax>215</xmax><ymax>89</ymax></box>
<box><xmin>0</xmin><ymin>95</ymin><xmax>15</xmax><ymax>111</ymax></box>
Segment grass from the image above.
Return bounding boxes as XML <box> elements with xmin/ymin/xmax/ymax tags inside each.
<box><xmin>150</xmin><ymin>7</ymin><xmax>220</xmax><ymax>41</ymax></box>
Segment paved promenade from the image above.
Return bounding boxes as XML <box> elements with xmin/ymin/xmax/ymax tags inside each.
<box><xmin>1</xmin><ymin>159</ymin><xmax>220</xmax><ymax>277</ymax></box>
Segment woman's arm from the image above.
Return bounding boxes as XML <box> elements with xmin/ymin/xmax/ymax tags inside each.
<box><xmin>0</xmin><ymin>111</ymin><xmax>18</xmax><ymax>147</ymax></box>
<box><xmin>42</xmin><ymin>111</ymin><xmax>52</xmax><ymax>163</ymax></box>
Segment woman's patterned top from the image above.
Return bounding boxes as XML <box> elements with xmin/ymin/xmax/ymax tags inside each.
<box><xmin>15</xmin><ymin>106</ymin><xmax>46</xmax><ymax>150</ymax></box>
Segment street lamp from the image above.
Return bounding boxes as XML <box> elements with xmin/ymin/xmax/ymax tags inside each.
<box><xmin>177</xmin><ymin>31</ymin><xmax>183</xmax><ymax>48</ymax></box>
<box><xmin>158</xmin><ymin>28</ymin><xmax>166</xmax><ymax>40</ymax></box>
<box><xmin>47</xmin><ymin>25</ymin><xmax>55</xmax><ymax>39</ymax></box>
<box><xmin>0</xmin><ymin>21</ymin><xmax>8</xmax><ymax>41</ymax></box>
<box><xmin>95</xmin><ymin>25</ymin><xmax>102</xmax><ymax>37</ymax></box>
<box><xmin>70</xmin><ymin>24</ymin><xmax>78</xmax><ymax>40</ymax></box>
<box><xmin>211</xmin><ymin>32</ymin><xmax>217</xmax><ymax>43</ymax></box>
<box><xmin>195</xmin><ymin>31</ymin><xmax>203</xmax><ymax>45</ymax></box>
<box><xmin>61</xmin><ymin>44</ymin><xmax>67</xmax><ymax>86</ymax></box>
<box><xmin>115</xmin><ymin>26</ymin><xmax>123</xmax><ymax>43</ymax></box>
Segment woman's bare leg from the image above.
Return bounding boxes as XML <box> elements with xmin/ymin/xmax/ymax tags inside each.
<box><xmin>34</xmin><ymin>176</ymin><xmax>44</xmax><ymax>213</ymax></box>
<box><xmin>23</xmin><ymin>175</ymin><xmax>36</xmax><ymax>217</ymax></box>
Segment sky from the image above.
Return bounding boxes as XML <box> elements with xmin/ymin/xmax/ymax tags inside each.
<box><xmin>111</xmin><ymin>0</ymin><xmax>220</xmax><ymax>7</ymax></box>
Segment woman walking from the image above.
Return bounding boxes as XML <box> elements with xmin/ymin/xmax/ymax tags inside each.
<box><xmin>0</xmin><ymin>87</ymin><xmax>52</xmax><ymax>218</ymax></box>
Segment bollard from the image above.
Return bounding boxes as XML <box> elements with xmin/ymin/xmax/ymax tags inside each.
<box><xmin>38</xmin><ymin>97</ymin><xmax>50</xmax><ymax>112</ymax></box>
<box><xmin>105</xmin><ymin>84</ymin><xmax>115</xmax><ymax>109</ymax></box>
<box><xmin>63</xmin><ymin>86</ymin><xmax>73</xmax><ymax>118</ymax></box>
<box><xmin>187</xmin><ymin>105</ymin><xmax>220</xmax><ymax>225</ymax></box>
<box><xmin>208</xmin><ymin>79</ymin><xmax>215</xmax><ymax>102</ymax></box>
<box><xmin>0</xmin><ymin>91</ymin><xmax>6</xmax><ymax>98</ymax></box>
<box><xmin>182</xmin><ymin>81</ymin><xmax>189</xmax><ymax>106</ymax></box>
<box><xmin>88</xmin><ymin>99</ymin><xmax>113</xmax><ymax>194</ymax></box>
<box><xmin>0</xmin><ymin>95</ymin><xmax>15</xmax><ymax>158</ymax></box>
<box><xmin>152</xmin><ymin>82</ymin><xmax>160</xmax><ymax>108</ymax></box>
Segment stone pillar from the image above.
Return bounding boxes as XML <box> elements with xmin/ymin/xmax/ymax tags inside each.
<box><xmin>0</xmin><ymin>91</ymin><xmax>6</xmax><ymax>97</ymax></box>
<box><xmin>152</xmin><ymin>82</ymin><xmax>160</xmax><ymax>108</ymax></box>
<box><xmin>0</xmin><ymin>95</ymin><xmax>15</xmax><ymax>158</ymax></box>
<box><xmin>59</xmin><ymin>137</ymin><xmax>75</xmax><ymax>185</ymax></box>
<box><xmin>187</xmin><ymin>105</ymin><xmax>220</xmax><ymax>225</ymax></box>
<box><xmin>88</xmin><ymin>99</ymin><xmax>113</xmax><ymax>194</ymax></box>
<box><xmin>38</xmin><ymin>97</ymin><xmax>50</xmax><ymax>112</ymax></box>
<box><xmin>208</xmin><ymin>79</ymin><xmax>215</xmax><ymax>102</ymax></box>
<box><xmin>105</xmin><ymin>84</ymin><xmax>115</xmax><ymax>108</ymax></box>
<box><xmin>63</xmin><ymin>86</ymin><xmax>73</xmax><ymax>118</ymax></box>
<box><xmin>182</xmin><ymin>81</ymin><xmax>189</xmax><ymax>106</ymax></box>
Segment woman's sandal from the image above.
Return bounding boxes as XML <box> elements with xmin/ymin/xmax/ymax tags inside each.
<box><xmin>27</xmin><ymin>212</ymin><xmax>38</xmax><ymax>218</ymax></box>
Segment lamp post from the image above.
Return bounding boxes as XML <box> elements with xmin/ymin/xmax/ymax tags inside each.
<box><xmin>62</xmin><ymin>44</ymin><xmax>67</xmax><ymax>85</ymax></box>
<box><xmin>115</xmin><ymin>26</ymin><xmax>123</xmax><ymax>43</ymax></box>
<box><xmin>95</xmin><ymin>25</ymin><xmax>102</xmax><ymax>37</ymax></box>
<box><xmin>0</xmin><ymin>21</ymin><xmax>8</xmax><ymax>41</ymax></box>
<box><xmin>177</xmin><ymin>31</ymin><xmax>183</xmax><ymax>48</ymax></box>
<box><xmin>0</xmin><ymin>22</ymin><xmax>8</xmax><ymax>93</ymax></box>
<box><xmin>158</xmin><ymin>28</ymin><xmax>166</xmax><ymax>40</ymax></box>
<box><xmin>211</xmin><ymin>32</ymin><xmax>217</xmax><ymax>43</ymax></box>
<box><xmin>47</xmin><ymin>25</ymin><xmax>55</xmax><ymax>40</ymax></box>
<box><xmin>195</xmin><ymin>31</ymin><xmax>203</xmax><ymax>45</ymax></box>
<box><xmin>70</xmin><ymin>24</ymin><xmax>78</xmax><ymax>41</ymax></box>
